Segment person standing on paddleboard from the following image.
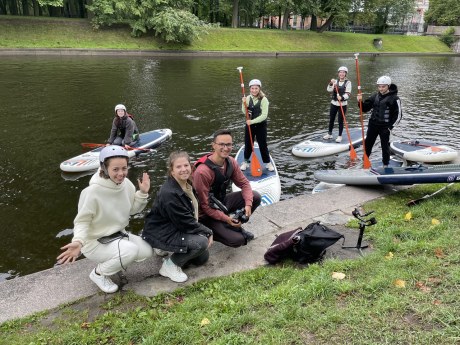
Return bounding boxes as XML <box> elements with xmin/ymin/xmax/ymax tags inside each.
<box><xmin>357</xmin><ymin>76</ymin><xmax>402</xmax><ymax>168</ymax></box>
<box><xmin>57</xmin><ymin>146</ymin><xmax>153</xmax><ymax>293</ymax></box>
<box><xmin>240</xmin><ymin>79</ymin><xmax>274</xmax><ymax>172</ymax></box>
<box><xmin>323</xmin><ymin>66</ymin><xmax>352</xmax><ymax>143</ymax></box>
<box><xmin>107</xmin><ymin>104</ymin><xmax>139</xmax><ymax>149</ymax></box>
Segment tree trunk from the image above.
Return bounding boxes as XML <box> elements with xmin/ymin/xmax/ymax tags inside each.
<box><xmin>278</xmin><ymin>7</ymin><xmax>281</xmax><ymax>29</ymax></box>
<box><xmin>0</xmin><ymin>0</ymin><xmax>7</xmax><ymax>14</ymax></box>
<box><xmin>310</xmin><ymin>14</ymin><xmax>317</xmax><ymax>31</ymax></box>
<box><xmin>8</xmin><ymin>0</ymin><xmax>19</xmax><ymax>14</ymax></box>
<box><xmin>281</xmin><ymin>7</ymin><xmax>289</xmax><ymax>30</ymax></box>
<box><xmin>231</xmin><ymin>0</ymin><xmax>238</xmax><ymax>28</ymax></box>
<box><xmin>317</xmin><ymin>15</ymin><xmax>334</xmax><ymax>33</ymax></box>
<box><xmin>22</xmin><ymin>0</ymin><xmax>29</xmax><ymax>15</ymax></box>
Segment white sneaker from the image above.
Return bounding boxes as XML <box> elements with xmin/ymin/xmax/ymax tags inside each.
<box><xmin>154</xmin><ymin>248</ymin><xmax>169</xmax><ymax>257</ymax></box>
<box><xmin>159</xmin><ymin>258</ymin><xmax>188</xmax><ymax>283</ymax></box>
<box><xmin>323</xmin><ymin>133</ymin><xmax>333</xmax><ymax>140</ymax></box>
<box><xmin>335</xmin><ymin>136</ymin><xmax>342</xmax><ymax>143</ymax></box>
<box><xmin>266</xmin><ymin>162</ymin><xmax>275</xmax><ymax>171</ymax></box>
<box><xmin>240</xmin><ymin>161</ymin><xmax>249</xmax><ymax>171</ymax></box>
<box><xmin>89</xmin><ymin>268</ymin><xmax>118</xmax><ymax>293</ymax></box>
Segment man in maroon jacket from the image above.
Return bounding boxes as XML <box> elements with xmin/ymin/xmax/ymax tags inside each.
<box><xmin>194</xmin><ymin>129</ymin><xmax>261</xmax><ymax>247</ymax></box>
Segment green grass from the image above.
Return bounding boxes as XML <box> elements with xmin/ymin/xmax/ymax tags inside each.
<box><xmin>2</xmin><ymin>183</ymin><xmax>460</xmax><ymax>344</ymax></box>
<box><xmin>0</xmin><ymin>15</ymin><xmax>453</xmax><ymax>53</ymax></box>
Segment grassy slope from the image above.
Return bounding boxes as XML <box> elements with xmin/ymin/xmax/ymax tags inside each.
<box><xmin>2</xmin><ymin>183</ymin><xmax>460</xmax><ymax>344</ymax></box>
<box><xmin>0</xmin><ymin>15</ymin><xmax>452</xmax><ymax>53</ymax></box>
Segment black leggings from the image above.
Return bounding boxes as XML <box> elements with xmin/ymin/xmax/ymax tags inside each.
<box><xmin>327</xmin><ymin>104</ymin><xmax>347</xmax><ymax>136</ymax></box>
<box><xmin>244</xmin><ymin>122</ymin><xmax>270</xmax><ymax>163</ymax></box>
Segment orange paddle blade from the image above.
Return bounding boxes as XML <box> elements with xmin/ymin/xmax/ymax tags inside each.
<box><xmin>363</xmin><ymin>154</ymin><xmax>372</xmax><ymax>169</ymax></box>
<box><xmin>81</xmin><ymin>143</ymin><xmax>105</xmax><ymax>148</ymax></box>
<box><xmin>250</xmin><ymin>154</ymin><xmax>263</xmax><ymax>177</ymax></box>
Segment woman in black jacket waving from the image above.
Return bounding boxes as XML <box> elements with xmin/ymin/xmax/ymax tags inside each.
<box><xmin>142</xmin><ymin>151</ymin><xmax>213</xmax><ymax>283</ymax></box>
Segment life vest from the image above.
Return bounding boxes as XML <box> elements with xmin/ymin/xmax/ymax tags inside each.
<box><xmin>116</xmin><ymin>115</ymin><xmax>139</xmax><ymax>141</ymax></box>
<box><xmin>370</xmin><ymin>93</ymin><xmax>396</xmax><ymax>124</ymax></box>
<box><xmin>195</xmin><ymin>154</ymin><xmax>234</xmax><ymax>202</ymax></box>
<box><xmin>247</xmin><ymin>97</ymin><xmax>263</xmax><ymax>120</ymax></box>
<box><xmin>332</xmin><ymin>80</ymin><xmax>348</xmax><ymax>101</ymax></box>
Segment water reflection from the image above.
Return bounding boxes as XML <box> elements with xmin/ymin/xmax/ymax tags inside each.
<box><xmin>0</xmin><ymin>55</ymin><xmax>459</xmax><ymax>278</ymax></box>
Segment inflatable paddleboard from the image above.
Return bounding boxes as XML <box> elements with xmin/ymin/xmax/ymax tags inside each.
<box><xmin>60</xmin><ymin>128</ymin><xmax>172</xmax><ymax>172</ymax></box>
<box><xmin>292</xmin><ymin>128</ymin><xmax>365</xmax><ymax>158</ymax></box>
<box><xmin>390</xmin><ymin>140</ymin><xmax>458</xmax><ymax>163</ymax></box>
<box><xmin>314</xmin><ymin>164</ymin><xmax>460</xmax><ymax>186</ymax></box>
<box><xmin>311</xmin><ymin>156</ymin><xmax>404</xmax><ymax>193</ymax></box>
<box><xmin>232</xmin><ymin>143</ymin><xmax>281</xmax><ymax>206</ymax></box>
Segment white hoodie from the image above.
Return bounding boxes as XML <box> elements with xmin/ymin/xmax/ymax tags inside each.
<box><xmin>72</xmin><ymin>172</ymin><xmax>148</xmax><ymax>247</ymax></box>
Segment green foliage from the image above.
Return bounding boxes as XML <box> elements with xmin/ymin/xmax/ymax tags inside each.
<box><xmin>150</xmin><ymin>8</ymin><xmax>209</xmax><ymax>43</ymax></box>
<box><xmin>425</xmin><ymin>0</ymin><xmax>460</xmax><ymax>26</ymax></box>
<box><xmin>86</xmin><ymin>0</ymin><xmax>207</xmax><ymax>44</ymax></box>
<box><xmin>37</xmin><ymin>0</ymin><xmax>64</xmax><ymax>6</ymax></box>
<box><xmin>439</xmin><ymin>27</ymin><xmax>456</xmax><ymax>47</ymax></box>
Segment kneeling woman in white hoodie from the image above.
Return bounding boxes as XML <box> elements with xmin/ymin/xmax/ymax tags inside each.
<box><xmin>57</xmin><ymin>146</ymin><xmax>153</xmax><ymax>293</ymax></box>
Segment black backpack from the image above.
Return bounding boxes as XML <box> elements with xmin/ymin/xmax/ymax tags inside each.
<box><xmin>264</xmin><ymin>222</ymin><xmax>344</xmax><ymax>265</ymax></box>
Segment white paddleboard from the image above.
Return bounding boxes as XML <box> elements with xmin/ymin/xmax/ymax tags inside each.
<box><xmin>232</xmin><ymin>143</ymin><xmax>281</xmax><ymax>206</ymax></box>
<box><xmin>391</xmin><ymin>139</ymin><xmax>458</xmax><ymax>163</ymax></box>
<box><xmin>60</xmin><ymin>128</ymin><xmax>172</xmax><ymax>172</ymax></box>
<box><xmin>292</xmin><ymin>127</ymin><xmax>365</xmax><ymax>158</ymax></box>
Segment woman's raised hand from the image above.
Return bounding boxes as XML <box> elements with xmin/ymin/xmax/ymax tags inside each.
<box><xmin>138</xmin><ymin>172</ymin><xmax>150</xmax><ymax>194</ymax></box>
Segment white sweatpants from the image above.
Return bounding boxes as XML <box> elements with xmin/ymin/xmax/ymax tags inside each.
<box><xmin>81</xmin><ymin>233</ymin><xmax>153</xmax><ymax>276</ymax></box>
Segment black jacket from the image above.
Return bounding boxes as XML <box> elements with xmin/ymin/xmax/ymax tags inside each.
<box><xmin>362</xmin><ymin>84</ymin><xmax>401</xmax><ymax>129</ymax></box>
<box><xmin>142</xmin><ymin>176</ymin><xmax>212</xmax><ymax>253</ymax></box>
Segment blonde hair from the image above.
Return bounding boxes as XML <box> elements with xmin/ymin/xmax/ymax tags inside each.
<box><xmin>167</xmin><ymin>151</ymin><xmax>194</xmax><ymax>184</ymax></box>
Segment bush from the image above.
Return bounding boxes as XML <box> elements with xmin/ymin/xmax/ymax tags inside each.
<box><xmin>439</xmin><ymin>27</ymin><xmax>456</xmax><ymax>47</ymax></box>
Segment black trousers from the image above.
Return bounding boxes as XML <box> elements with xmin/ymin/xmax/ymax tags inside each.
<box><xmin>327</xmin><ymin>104</ymin><xmax>346</xmax><ymax>136</ymax></box>
<box><xmin>365</xmin><ymin>123</ymin><xmax>391</xmax><ymax>165</ymax></box>
<box><xmin>200</xmin><ymin>191</ymin><xmax>261</xmax><ymax>248</ymax></box>
<box><xmin>244</xmin><ymin>122</ymin><xmax>270</xmax><ymax>163</ymax></box>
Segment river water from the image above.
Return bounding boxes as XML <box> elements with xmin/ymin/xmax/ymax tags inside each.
<box><xmin>1</xmin><ymin>55</ymin><xmax>459</xmax><ymax>279</ymax></box>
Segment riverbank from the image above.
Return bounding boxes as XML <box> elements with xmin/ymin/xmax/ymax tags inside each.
<box><xmin>0</xmin><ymin>15</ymin><xmax>453</xmax><ymax>53</ymax></box>
<box><xmin>2</xmin><ymin>182</ymin><xmax>460</xmax><ymax>344</ymax></box>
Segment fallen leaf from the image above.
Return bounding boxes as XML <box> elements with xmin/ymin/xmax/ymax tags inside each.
<box><xmin>385</xmin><ymin>252</ymin><xmax>394</xmax><ymax>260</ymax></box>
<box><xmin>434</xmin><ymin>248</ymin><xmax>445</xmax><ymax>259</ymax></box>
<box><xmin>332</xmin><ymin>272</ymin><xmax>346</xmax><ymax>280</ymax></box>
<box><xmin>394</xmin><ymin>279</ymin><xmax>406</xmax><ymax>288</ymax></box>
<box><xmin>428</xmin><ymin>277</ymin><xmax>442</xmax><ymax>285</ymax></box>
<box><xmin>431</xmin><ymin>218</ymin><xmax>440</xmax><ymax>225</ymax></box>
<box><xmin>80</xmin><ymin>322</ymin><xmax>90</xmax><ymax>329</ymax></box>
<box><xmin>405</xmin><ymin>212</ymin><xmax>412</xmax><ymax>221</ymax></box>
<box><xmin>200</xmin><ymin>318</ymin><xmax>210</xmax><ymax>326</ymax></box>
<box><xmin>433</xmin><ymin>299</ymin><xmax>442</xmax><ymax>305</ymax></box>
<box><xmin>415</xmin><ymin>281</ymin><xmax>431</xmax><ymax>293</ymax></box>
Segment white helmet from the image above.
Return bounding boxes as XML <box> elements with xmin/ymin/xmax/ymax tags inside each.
<box><xmin>376</xmin><ymin>76</ymin><xmax>391</xmax><ymax>85</ymax></box>
<box><xmin>114</xmin><ymin>104</ymin><xmax>127</xmax><ymax>112</ymax></box>
<box><xmin>338</xmin><ymin>66</ymin><xmax>348</xmax><ymax>73</ymax></box>
<box><xmin>248</xmin><ymin>79</ymin><xmax>262</xmax><ymax>88</ymax></box>
<box><xmin>99</xmin><ymin>145</ymin><xmax>129</xmax><ymax>164</ymax></box>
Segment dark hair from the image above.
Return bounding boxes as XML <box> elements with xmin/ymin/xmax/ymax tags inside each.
<box><xmin>213</xmin><ymin>129</ymin><xmax>232</xmax><ymax>142</ymax></box>
<box><xmin>99</xmin><ymin>156</ymin><xmax>129</xmax><ymax>179</ymax></box>
<box><xmin>167</xmin><ymin>151</ymin><xmax>193</xmax><ymax>184</ymax></box>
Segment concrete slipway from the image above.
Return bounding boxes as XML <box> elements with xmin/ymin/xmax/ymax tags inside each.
<box><xmin>0</xmin><ymin>184</ymin><xmax>406</xmax><ymax>324</ymax></box>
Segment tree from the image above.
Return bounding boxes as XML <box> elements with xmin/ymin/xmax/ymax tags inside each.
<box><xmin>87</xmin><ymin>0</ymin><xmax>209</xmax><ymax>44</ymax></box>
<box><xmin>425</xmin><ymin>0</ymin><xmax>460</xmax><ymax>26</ymax></box>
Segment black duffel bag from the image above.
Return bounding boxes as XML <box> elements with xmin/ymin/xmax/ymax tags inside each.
<box><xmin>264</xmin><ymin>222</ymin><xmax>344</xmax><ymax>264</ymax></box>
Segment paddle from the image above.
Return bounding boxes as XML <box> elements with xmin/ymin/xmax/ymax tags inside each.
<box><xmin>406</xmin><ymin>183</ymin><xmax>454</xmax><ymax>206</ymax></box>
<box><xmin>401</xmin><ymin>140</ymin><xmax>445</xmax><ymax>152</ymax></box>
<box><xmin>354</xmin><ymin>53</ymin><xmax>372</xmax><ymax>169</ymax></box>
<box><xmin>81</xmin><ymin>143</ymin><xmax>154</xmax><ymax>152</ymax></box>
<box><xmin>334</xmin><ymin>83</ymin><xmax>357</xmax><ymax>161</ymax></box>
<box><xmin>236</xmin><ymin>66</ymin><xmax>263</xmax><ymax>177</ymax></box>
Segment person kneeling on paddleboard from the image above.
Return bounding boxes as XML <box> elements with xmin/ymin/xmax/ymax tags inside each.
<box><xmin>357</xmin><ymin>76</ymin><xmax>402</xmax><ymax>168</ymax></box>
<box><xmin>107</xmin><ymin>104</ymin><xmax>139</xmax><ymax>149</ymax></box>
<box><xmin>240</xmin><ymin>79</ymin><xmax>274</xmax><ymax>172</ymax></box>
<box><xmin>323</xmin><ymin>66</ymin><xmax>352</xmax><ymax>143</ymax></box>
<box><xmin>193</xmin><ymin>129</ymin><xmax>261</xmax><ymax>248</ymax></box>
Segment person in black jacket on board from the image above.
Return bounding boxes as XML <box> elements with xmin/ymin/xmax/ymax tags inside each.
<box><xmin>142</xmin><ymin>151</ymin><xmax>213</xmax><ymax>283</ymax></box>
<box><xmin>357</xmin><ymin>75</ymin><xmax>402</xmax><ymax>167</ymax></box>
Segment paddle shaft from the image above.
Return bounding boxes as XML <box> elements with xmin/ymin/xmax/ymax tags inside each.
<box><xmin>407</xmin><ymin>183</ymin><xmax>454</xmax><ymax>206</ymax></box>
<box><xmin>334</xmin><ymin>83</ymin><xmax>357</xmax><ymax>160</ymax></box>
<box><xmin>354</xmin><ymin>53</ymin><xmax>372</xmax><ymax>169</ymax></box>
<box><xmin>237</xmin><ymin>67</ymin><xmax>262</xmax><ymax>177</ymax></box>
